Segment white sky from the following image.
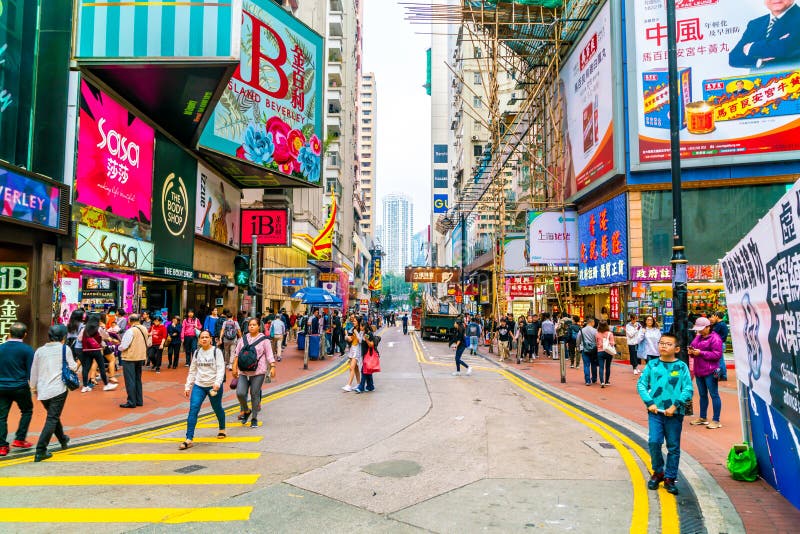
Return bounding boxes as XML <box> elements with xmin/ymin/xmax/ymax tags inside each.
<box><xmin>363</xmin><ymin>0</ymin><xmax>431</xmax><ymax>234</ymax></box>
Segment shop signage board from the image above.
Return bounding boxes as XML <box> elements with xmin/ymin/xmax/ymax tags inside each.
<box><xmin>75</xmin><ymin>80</ymin><xmax>155</xmax><ymax>239</ymax></box>
<box><xmin>152</xmin><ymin>134</ymin><xmax>196</xmax><ymax>275</ymax></box>
<box><xmin>559</xmin><ymin>0</ymin><xmax>624</xmax><ymax>198</ymax></box>
<box><xmin>319</xmin><ymin>272</ymin><xmax>338</xmax><ymax>282</ymax></box>
<box><xmin>359</xmin><ymin>299</ymin><xmax>369</xmax><ymax>312</ymax></box>
<box><xmin>199</xmin><ymin>0</ymin><xmax>325</xmax><ymax>188</ymax></box>
<box><xmin>627</xmin><ymin>0</ymin><xmax>800</xmax><ymax>170</ymax></box>
<box><xmin>0</xmin><ymin>162</ymin><xmax>69</xmax><ymax>233</ymax></box>
<box><xmin>433</xmin><ymin>194</ymin><xmax>449</xmax><ymax>213</ymax></box>
<box><xmin>527</xmin><ymin>210</ymin><xmax>579</xmax><ymax>265</ymax></box>
<box><xmin>405</xmin><ymin>267</ymin><xmax>460</xmax><ymax>284</ymax></box>
<box><xmin>195</xmin><ymin>271</ymin><xmax>227</xmax><ymax>284</ymax></box>
<box><xmin>153</xmin><ymin>266</ymin><xmax>193</xmax><ymax>281</ymax></box>
<box><xmin>240</xmin><ymin>208</ymin><xmax>290</xmax><ymax>246</ymax></box>
<box><xmin>433</xmin><ymin>144</ymin><xmax>448</xmax><ymax>163</ymax></box>
<box><xmin>0</xmin><ymin>261</ymin><xmax>30</xmax><ymax>343</ymax></box>
<box><xmin>609</xmin><ymin>286</ymin><xmax>620</xmax><ymax>320</ymax></box>
<box><xmin>578</xmin><ymin>193</ymin><xmax>628</xmax><ymax>286</ymax></box>
<box><xmin>75</xmin><ymin>224</ymin><xmax>154</xmax><ymax>272</ymax></box>
<box><xmin>506</xmin><ymin>276</ymin><xmax>536</xmax><ymax>298</ymax></box>
<box><xmin>433</xmin><ymin>169</ymin><xmax>448</xmax><ymax>189</ymax></box>
<box><xmin>195</xmin><ymin>163</ymin><xmax>241</xmax><ymax>249</ymax></box>
<box><xmin>629</xmin><ymin>264</ymin><xmax>722</xmax><ymax>282</ymax></box>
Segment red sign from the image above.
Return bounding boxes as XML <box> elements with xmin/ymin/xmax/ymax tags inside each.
<box><xmin>240</xmin><ymin>209</ymin><xmax>290</xmax><ymax>246</ymax></box>
<box><xmin>507</xmin><ymin>276</ymin><xmax>536</xmax><ymax>298</ymax></box>
<box><xmin>609</xmin><ymin>286</ymin><xmax>620</xmax><ymax>321</ymax></box>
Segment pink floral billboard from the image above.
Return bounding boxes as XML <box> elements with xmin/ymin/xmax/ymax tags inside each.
<box><xmin>75</xmin><ymin>80</ymin><xmax>155</xmax><ymax>229</ymax></box>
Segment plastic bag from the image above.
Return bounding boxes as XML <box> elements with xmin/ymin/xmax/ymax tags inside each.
<box><xmin>726</xmin><ymin>443</ymin><xmax>758</xmax><ymax>482</ymax></box>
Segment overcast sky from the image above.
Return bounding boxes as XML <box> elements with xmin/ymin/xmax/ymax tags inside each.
<box><xmin>362</xmin><ymin>0</ymin><xmax>431</xmax><ymax>234</ymax></box>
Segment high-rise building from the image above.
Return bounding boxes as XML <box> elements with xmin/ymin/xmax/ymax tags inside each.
<box><xmin>381</xmin><ymin>193</ymin><xmax>413</xmax><ymax>274</ymax></box>
<box><xmin>358</xmin><ymin>72</ymin><xmax>377</xmax><ymax>239</ymax></box>
<box><xmin>411</xmin><ymin>229</ymin><xmax>428</xmax><ymax>267</ymax></box>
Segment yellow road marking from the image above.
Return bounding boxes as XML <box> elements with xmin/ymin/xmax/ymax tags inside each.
<box><xmin>129</xmin><ymin>436</ymin><xmax>263</xmax><ymax>443</ymax></box>
<box><xmin>0</xmin><ymin>474</ymin><xmax>260</xmax><ymax>486</ymax></box>
<box><xmin>0</xmin><ymin>507</ymin><xmax>251</xmax><ymax>523</ymax></box>
<box><xmin>47</xmin><ymin>452</ymin><xmax>261</xmax><ymax>462</ymax></box>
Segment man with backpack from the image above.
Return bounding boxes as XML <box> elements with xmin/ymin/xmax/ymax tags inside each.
<box><xmin>540</xmin><ymin>313</ymin><xmax>556</xmax><ymax>358</ymax></box>
<box><xmin>467</xmin><ymin>318</ymin><xmax>482</xmax><ymax>355</ymax></box>
<box><xmin>576</xmin><ymin>317</ymin><xmax>599</xmax><ymax>385</ymax></box>
<box><xmin>220</xmin><ymin>311</ymin><xmax>241</xmax><ymax>369</ymax></box>
<box><xmin>523</xmin><ymin>314</ymin><xmax>541</xmax><ymax>362</ymax></box>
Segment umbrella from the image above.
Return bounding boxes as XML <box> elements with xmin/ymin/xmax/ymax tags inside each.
<box><xmin>291</xmin><ymin>286</ymin><xmax>343</xmax><ymax>306</ymax></box>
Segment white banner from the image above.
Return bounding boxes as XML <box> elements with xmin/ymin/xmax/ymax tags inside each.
<box><xmin>722</xmin><ymin>179</ymin><xmax>800</xmax><ymax>428</ymax></box>
<box><xmin>75</xmin><ymin>224</ymin><xmax>154</xmax><ymax>272</ymax></box>
<box><xmin>528</xmin><ymin>210</ymin><xmax>579</xmax><ymax>265</ymax></box>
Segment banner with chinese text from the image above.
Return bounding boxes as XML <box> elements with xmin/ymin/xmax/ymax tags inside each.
<box><xmin>578</xmin><ymin>193</ymin><xmax>628</xmax><ymax>286</ymax></box>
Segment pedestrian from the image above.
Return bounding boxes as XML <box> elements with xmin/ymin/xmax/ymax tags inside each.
<box><xmin>97</xmin><ymin>313</ymin><xmax>120</xmax><ymax>383</ymax></box>
<box><xmin>116</xmin><ymin>310</ymin><xmax>128</xmax><ymax>332</ymax></box>
<box><xmin>118</xmin><ymin>314</ymin><xmax>150</xmax><ymax>408</ymax></box>
<box><xmin>329</xmin><ymin>310</ymin><xmax>342</xmax><ymax>355</ymax></box>
<box><xmin>180</xmin><ymin>330</ymin><xmax>226</xmax><ymax>450</ymax></box>
<box><xmin>596</xmin><ymin>321</ymin><xmax>616</xmax><ymax>388</ymax></box>
<box><xmin>448</xmin><ymin>316</ymin><xmax>472</xmax><ymax>376</ymax></box>
<box><xmin>467</xmin><ymin>317</ymin><xmax>482</xmax><ymax>355</ymax></box>
<box><xmin>232</xmin><ymin>318</ymin><xmax>276</xmax><ymax>428</ymax></box>
<box><xmin>688</xmin><ymin>317</ymin><xmax>724</xmax><ymax>429</ymax></box>
<box><xmin>0</xmin><ymin>322</ymin><xmax>35</xmax><ymax>456</ymax></box>
<box><xmin>540</xmin><ymin>313</ymin><xmax>556</xmax><ymax>358</ymax></box>
<box><xmin>353</xmin><ymin>325</ymin><xmax>378</xmax><ymax>393</ymax></box>
<box><xmin>80</xmin><ymin>314</ymin><xmax>117</xmax><ymax>392</ymax></box>
<box><xmin>66</xmin><ymin>309</ymin><xmax>84</xmax><ymax>362</ymax></box>
<box><xmin>181</xmin><ymin>310</ymin><xmax>201</xmax><ymax>366</ymax></box>
<box><xmin>288</xmin><ymin>311</ymin><xmax>298</xmax><ymax>342</ymax></box>
<box><xmin>342</xmin><ymin>316</ymin><xmax>363</xmax><ymax>392</ymax></box>
<box><xmin>496</xmin><ymin>318</ymin><xmax>511</xmax><ymax>362</ymax></box>
<box><xmin>166</xmin><ymin>315</ymin><xmax>182</xmax><ymax>369</ymax></box>
<box><xmin>203</xmin><ymin>307</ymin><xmax>220</xmax><ymax>346</ymax></box>
<box><xmin>636</xmin><ymin>316</ymin><xmax>662</xmax><ymax>363</ymax></box>
<box><xmin>147</xmin><ymin>316</ymin><xmax>167</xmax><ymax>373</ymax></box>
<box><xmin>568</xmin><ymin>316</ymin><xmax>582</xmax><ymax>368</ymax></box>
<box><xmin>401</xmin><ymin>313</ymin><xmax>409</xmax><ymax>335</ymax></box>
<box><xmin>29</xmin><ymin>325</ymin><xmax>76</xmax><ymax>462</ymax></box>
<box><xmin>515</xmin><ymin>315</ymin><xmax>526</xmax><ymax>364</ymax></box>
<box><xmin>710</xmin><ymin>311</ymin><xmax>729</xmax><ymax>381</ymax></box>
<box><xmin>280</xmin><ymin>309</ymin><xmax>290</xmax><ymax>349</ymax></box>
<box><xmin>219</xmin><ymin>311</ymin><xmax>242</xmax><ymax>369</ymax></box>
<box><xmin>637</xmin><ymin>332</ymin><xmax>693</xmax><ymax>495</ymax></box>
<box><xmin>626</xmin><ymin>313</ymin><xmax>643</xmax><ymax>375</ymax></box>
<box><xmin>577</xmin><ymin>317</ymin><xmax>598</xmax><ymax>385</ymax></box>
<box><xmin>270</xmin><ymin>313</ymin><xmax>286</xmax><ymax>361</ymax></box>
<box><xmin>140</xmin><ymin>311</ymin><xmax>152</xmax><ymax>331</ymax></box>
<box><xmin>523</xmin><ymin>314</ymin><xmax>540</xmax><ymax>362</ymax></box>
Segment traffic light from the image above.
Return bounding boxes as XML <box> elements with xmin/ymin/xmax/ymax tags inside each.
<box><xmin>233</xmin><ymin>254</ymin><xmax>251</xmax><ymax>287</ymax></box>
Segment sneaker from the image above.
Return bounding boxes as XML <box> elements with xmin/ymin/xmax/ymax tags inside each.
<box><xmin>663</xmin><ymin>478</ymin><xmax>679</xmax><ymax>494</ymax></box>
<box><xmin>451</xmin><ymin>371</ymin><xmax>461</xmax><ymax>376</ymax></box>
<box><xmin>353</xmin><ymin>387</ymin><xmax>363</xmax><ymax>394</ymax></box>
<box><xmin>0</xmin><ymin>446</ymin><xmax>8</xmax><ymax>456</ymax></box>
<box><xmin>59</xmin><ymin>435</ymin><xmax>70</xmax><ymax>450</ymax></box>
<box><xmin>690</xmin><ymin>418</ymin><xmax>709</xmax><ymax>426</ymax></box>
<box><xmin>647</xmin><ymin>472</ymin><xmax>664</xmax><ymax>490</ymax></box>
<box><xmin>227</xmin><ymin>364</ymin><xmax>232</xmax><ymax>370</ymax></box>
<box><xmin>80</xmin><ymin>386</ymin><xmax>91</xmax><ymax>393</ymax></box>
<box><xmin>250</xmin><ymin>418</ymin><xmax>258</xmax><ymax>428</ymax></box>
<box><xmin>342</xmin><ymin>385</ymin><xmax>352</xmax><ymax>392</ymax></box>
<box><xmin>11</xmin><ymin>440</ymin><xmax>32</xmax><ymax>449</ymax></box>
<box><xmin>600</xmin><ymin>383</ymin><xmax>606</xmax><ymax>388</ymax></box>
<box><xmin>585</xmin><ymin>382</ymin><xmax>591</xmax><ymax>386</ymax></box>
<box><xmin>707</xmin><ymin>421</ymin><xmax>722</xmax><ymax>429</ymax></box>
<box><xmin>103</xmin><ymin>383</ymin><xmax>118</xmax><ymax>391</ymax></box>
<box><xmin>466</xmin><ymin>366</ymin><xmax>472</xmax><ymax>376</ymax></box>
<box><xmin>633</xmin><ymin>369</ymin><xmax>640</xmax><ymax>375</ymax></box>
<box><xmin>34</xmin><ymin>451</ymin><xmax>53</xmax><ymax>462</ymax></box>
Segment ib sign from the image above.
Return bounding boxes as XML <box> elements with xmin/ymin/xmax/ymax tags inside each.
<box><xmin>241</xmin><ymin>209</ymin><xmax>290</xmax><ymax>246</ymax></box>
<box><xmin>433</xmin><ymin>194</ymin><xmax>449</xmax><ymax>213</ymax></box>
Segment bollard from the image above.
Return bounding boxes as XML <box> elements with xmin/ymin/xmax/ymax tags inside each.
<box><xmin>304</xmin><ymin>332</ymin><xmax>310</xmax><ymax>370</ymax></box>
<box><xmin>559</xmin><ymin>341</ymin><xmax>567</xmax><ymax>383</ymax></box>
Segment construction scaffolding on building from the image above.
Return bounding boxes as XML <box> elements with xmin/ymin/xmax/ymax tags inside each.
<box><xmin>406</xmin><ymin>0</ymin><xmax>598</xmax><ymax>319</ymax></box>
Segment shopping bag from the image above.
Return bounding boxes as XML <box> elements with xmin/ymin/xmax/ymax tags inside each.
<box><xmin>726</xmin><ymin>443</ymin><xmax>758</xmax><ymax>482</ymax></box>
<box><xmin>363</xmin><ymin>348</ymin><xmax>381</xmax><ymax>374</ymax></box>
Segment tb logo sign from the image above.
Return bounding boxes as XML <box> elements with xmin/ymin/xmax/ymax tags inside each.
<box><xmin>241</xmin><ymin>209</ymin><xmax>290</xmax><ymax>246</ymax></box>
<box><xmin>433</xmin><ymin>194</ymin><xmax>449</xmax><ymax>213</ymax></box>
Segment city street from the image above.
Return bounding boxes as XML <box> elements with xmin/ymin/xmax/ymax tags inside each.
<box><xmin>0</xmin><ymin>326</ymin><xmax>744</xmax><ymax>532</ymax></box>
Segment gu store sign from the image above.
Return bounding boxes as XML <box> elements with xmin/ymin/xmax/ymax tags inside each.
<box><xmin>578</xmin><ymin>194</ymin><xmax>628</xmax><ymax>286</ymax></box>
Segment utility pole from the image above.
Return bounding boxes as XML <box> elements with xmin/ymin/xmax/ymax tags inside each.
<box><xmin>461</xmin><ymin>212</ymin><xmax>466</xmax><ymax>314</ymax></box>
<box><xmin>250</xmin><ymin>234</ymin><xmax>258</xmax><ymax>319</ymax></box>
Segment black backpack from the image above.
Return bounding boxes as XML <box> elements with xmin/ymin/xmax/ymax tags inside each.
<box><xmin>222</xmin><ymin>320</ymin><xmax>238</xmax><ymax>341</ymax></box>
<box><xmin>238</xmin><ymin>336</ymin><xmax>267</xmax><ymax>371</ymax></box>
<box><xmin>525</xmin><ymin>322</ymin><xmax>537</xmax><ymax>336</ymax></box>
<box><xmin>569</xmin><ymin>323</ymin><xmax>581</xmax><ymax>341</ymax></box>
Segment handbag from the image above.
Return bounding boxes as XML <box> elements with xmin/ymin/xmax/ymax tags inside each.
<box><xmin>602</xmin><ymin>334</ymin><xmax>618</xmax><ymax>356</ymax></box>
<box><xmin>61</xmin><ymin>344</ymin><xmax>81</xmax><ymax>391</ymax></box>
<box><xmin>229</xmin><ymin>376</ymin><xmax>239</xmax><ymax>389</ymax></box>
<box><xmin>363</xmin><ymin>347</ymin><xmax>381</xmax><ymax>374</ymax></box>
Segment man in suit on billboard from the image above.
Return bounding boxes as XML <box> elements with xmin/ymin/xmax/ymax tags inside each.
<box><xmin>729</xmin><ymin>0</ymin><xmax>800</xmax><ymax>70</ymax></box>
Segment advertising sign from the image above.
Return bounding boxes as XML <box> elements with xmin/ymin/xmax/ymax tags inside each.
<box><xmin>559</xmin><ymin>1</ymin><xmax>618</xmax><ymax>196</ymax></box>
<box><xmin>527</xmin><ymin>210</ymin><xmax>578</xmax><ymax>265</ymax></box>
<box><xmin>0</xmin><ymin>263</ymin><xmax>30</xmax><ymax>343</ymax></box>
<box><xmin>506</xmin><ymin>276</ymin><xmax>536</xmax><ymax>298</ymax></box>
<box><xmin>433</xmin><ymin>144</ymin><xmax>448</xmax><ymax>163</ymax></box>
<box><xmin>241</xmin><ymin>208</ymin><xmax>290</xmax><ymax>246</ymax></box>
<box><xmin>629</xmin><ymin>264</ymin><xmax>722</xmax><ymax>282</ymax></box>
<box><xmin>75</xmin><ymin>224</ymin><xmax>154</xmax><ymax>272</ymax></box>
<box><xmin>405</xmin><ymin>267</ymin><xmax>460</xmax><ymax>284</ymax></box>
<box><xmin>368</xmin><ymin>258</ymin><xmax>382</xmax><ymax>291</ymax></box>
<box><xmin>578</xmin><ymin>194</ymin><xmax>628</xmax><ymax>286</ymax></box>
<box><xmin>433</xmin><ymin>169</ymin><xmax>448</xmax><ymax>189</ymax></box>
<box><xmin>722</xmin><ymin>180</ymin><xmax>800</xmax><ymax>430</ymax></box>
<box><xmin>196</xmin><ymin>163</ymin><xmax>241</xmax><ymax>249</ymax></box>
<box><xmin>199</xmin><ymin>0</ymin><xmax>324</xmax><ymax>187</ymax></box>
<box><xmin>628</xmin><ymin>0</ymin><xmax>800</xmax><ymax>169</ymax></box>
<box><xmin>610</xmin><ymin>286</ymin><xmax>620</xmax><ymax>320</ymax></box>
<box><xmin>152</xmin><ymin>134</ymin><xmax>196</xmax><ymax>273</ymax></box>
<box><xmin>0</xmin><ymin>163</ymin><xmax>68</xmax><ymax>233</ymax></box>
<box><xmin>75</xmin><ymin>80</ymin><xmax>155</xmax><ymax>236</ymax></box>
<box><xmin>433</xmin><ymin>194</ymin><xmax>449</xmax><ymax>214</ymax></box>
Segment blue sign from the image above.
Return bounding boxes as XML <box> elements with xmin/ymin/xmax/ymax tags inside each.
<box><xmin>433</xmin><ymin>144</ymin><xmax>448</xmax><ymax>163</ymax></box>
<box><xmin>0</xmin><ymin>163</ymin><xmax>66</xmax><ymax>233</ymax></box>
<box><xmin>433</xmin><ymin>194</ymin><xmax>449</xmax><ymax>213</ymax></box>
<box><xmin>282</xmin><ymin>277</ymin><xmax>304</xmax><ymax>287</ymax></box>
<box><xmin>433</xmin><ymin>169</ymin><xmax>448</xmax><ymax>189</ymax></box>
<box><xmin>578</xmin><ymin>194</ymin><xmax>628</xmax><ymax>286</ymax></box>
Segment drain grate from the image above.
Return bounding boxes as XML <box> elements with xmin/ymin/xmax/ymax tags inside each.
<box><xmin>598</xmin><ymin>442</ymin><xmax>615</xmax><ymax>449</ymax></box>
<box><xmin>174</xmin><ymin>464</ymin><xmax>206</xmax><ymax>474</ymax></box>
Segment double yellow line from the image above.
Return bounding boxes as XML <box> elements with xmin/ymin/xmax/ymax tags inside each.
<box><xmin>410</xmin><ymin>333</ymin><xmax>679</xmax><ymax>534</ymax></box>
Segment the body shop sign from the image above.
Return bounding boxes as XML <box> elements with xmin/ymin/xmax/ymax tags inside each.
<box><xmin>578</xmin><ymin>194</ymin><xmax>628</xmax><ymax>286</ymax></box>
<box><xmin>199</xmin><ymin>0</ymin><xmax>325</xmax><ymax>186</ymax></box>
<box><xmin>75</xmin><ymin>81</ymin><xmax>155</xmax><ymax>235</ymax></box>
<box><xmin>76</xmin><ymin>224</ymin><xmax>154</xmax><ymax>272</ymax></box>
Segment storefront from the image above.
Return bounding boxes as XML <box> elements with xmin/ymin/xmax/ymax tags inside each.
<box><xmin>189</xmin><ymin>270</ymin><xmax>231</xmax><ymax>316</ymax></box>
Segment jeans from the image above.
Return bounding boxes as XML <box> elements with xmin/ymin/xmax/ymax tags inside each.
<box><xmin>628</xmin><ymin>345</ymin><xmax>640</xmax><ymax>369</ymax></box>
<box><xmin>122</xmin><ymin>360</ymin><xmax>144</xmax><ymax>406</ymax></box>
<box><xmin>185</xmin><ymin>384</ymin><xmax>225</xmax><ymax>441</ymax></box>
<box><xmin>718</xmin><ymin>344</ymin><xmax>727</xmax><ymax>379</ymax></box>
<box><xmin>455</xmin><ymin>344</ymin><xmax>469</xmax><ymax>372</ymax></box>
<box><xmin>80</xmin><ymin>350</ymin><xmax>108</xmax><ymax>386</ymax></box>
<box><xmin>541</xmin><ymin>333</ymin><xmax>554</xmax><ymax>355</ymax></box>
<box><xmin>236</xmin><ymin>373</ymin><xmax>266</xmax><ymax>417</ymax></box>
<box><xmin>469</xmin><ymin>336</ymin><xmax>479</xmax><ymax>352</ymax></box>
<box><xmin>183</xmin><ymin>336</ymin><xmax>197</xmax><ymax>364</ymax></box>
<box><xmin>272</xmin><ymin>335</ymin><xmax>283</xmax><ymax>359</ymax></box>
<box><xmin>598</xmin><ymin>351</ymin><xmax>613</xmax><ymax>384</ymax></box>
<box><xmin>147</xmin><ymin>346</ymin><xmax>163</xmax><ymax>370</ymax></box>
<box><xmin>695</xmin><ymin>374</ymin><xmax>721</xmax><ymax>422</ymax></box>
<box><xmin>357</xmin><ymin>371</ymin><xmax>375</xmax><ymax>391</ymax></box>
<box><xmin>568</xmin><ymin>341</ymin><xmax>579</xmax><ymax>367</ymax></box>
<box><xmin>524</xmin><ymin>336</ymin><xmax>538</xmax><ymax>359</ymax></box>
<box><xmin>403</xmin><ymin>323</ymin><xmax>408</xmax><ymax>334</ymax></box>
<box><xmin>0</xmin><ymin>386</ymin><xmax>34</xmax><ymax>447</ymax></box>
<box><xmin>582</xmin><ymin>348</ymin><xmax>598</xmax><ymax>384</ymax></box>
<box><xmin>648</xmin><ymin>411</ymin><xmax>684</xmax><ymax>479</ymax></box>
<box><xmin>36</xmin><ymin>391</ymin><xmax>67</xmax><ymax>455</ymax></box>
<box><xmin>168</xmin><ymin>343</ymin><xmax>181</xmax><ymax>368</ymax></box>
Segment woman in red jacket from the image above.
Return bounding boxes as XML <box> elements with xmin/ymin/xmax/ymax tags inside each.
<box><xmin>148</xmin><ymin>316</ymin><xmax>168</xmax><ymax>373</ymax></box>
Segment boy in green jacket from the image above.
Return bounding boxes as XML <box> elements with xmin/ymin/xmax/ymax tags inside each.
<box><xmin>637</xmin><ymin>332</ymin><xmax>693</xmax><ymax>495</ymax></box>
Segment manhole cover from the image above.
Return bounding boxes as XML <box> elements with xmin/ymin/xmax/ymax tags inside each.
<box><xmin>175</xmin><ymin>464</ymin><xmax>206</xmax><ymax>474</ymax></box>
<box><xmin>362</xmin><ymin>460</ymin><xmax>422</xmax><ymax>478</ymax></box>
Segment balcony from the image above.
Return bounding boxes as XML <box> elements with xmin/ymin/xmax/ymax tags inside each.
<box><xmin>330</xmin><ymin>0</ymin><xmax>343</xmax><ymax>13</ymax></box>
<box><xmin>327</xmin><ymin>87</ymin><xmax>342</xmax><ymax>110</ymax></box>
<box><xmin>328</xmin><ymin>48</ymin><xmax>342</xmax><ymax>63</ymax></box>
<box><xmin>327</xmin><ymin>63</ymin><xmax>342</xmax><ymax>88</ymax></box>
<box><xmin>329</xmin><ymin>12</ymin><xmax>343</xmax><ymax>37</ymax></box>
<box><xmin>326</xmin><ymin>152</ymin><xmax>341</xmax><ymax>169</ymax></box>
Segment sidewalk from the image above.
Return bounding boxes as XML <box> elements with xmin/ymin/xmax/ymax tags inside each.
<box><xmin>487</xmin><ymin>346</ymin><xmax>800</xmax><ymax>534</ymax></box>
<box><xmin>1</xmin><ymin>339</ymin><xmax>342</xmax><ymax>454</ymax></box>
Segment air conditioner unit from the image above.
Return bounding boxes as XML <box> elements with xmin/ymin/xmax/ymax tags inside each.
<box><xmin>471</xmin><ymin>135</ymin><xmax>478</xmax><ymax>141</ymax></box>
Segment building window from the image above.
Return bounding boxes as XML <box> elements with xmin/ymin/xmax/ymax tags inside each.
<box><xmin>474</xmin><ymin>47</ymin><xmax>482</xmax><ymax>58</ymax></box>
<box><xmin>362</xmin><ymin>162</ymin><xmax>371</xmax><ymax>168</ymax></box>
<box><xmin>473</xmin><ymin>96</ymin><xmax>482</xmax><ymax>108</ymax></box>
<box><xmin>473</xmin><ymin>144</ymin><xmax>483</xmax><ymax>157</ymax></box>
<box><xmin>363</xmin><ymin>110</ymin><xmax>371</xmax><ymax>115</ymax></box>
<box><xmin>363</xmin><ymin>127</ymin><xmax>372</xmax><ymax>133</ymax></box>
<box><xmin>474</xmin><ymin>73</ymin><xmax>482</xmax><ymax>85</ymax></box>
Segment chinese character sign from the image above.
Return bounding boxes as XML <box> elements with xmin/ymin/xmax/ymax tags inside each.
<box><xmin>578</xmin><ymin>194</ymin><xmax>628</xmax><ymax>286</ymax></box>
<box><xmin>199</xmin><ymin>0</ymin><xmax>324</xmax><ymax>184</ymax></box>
<box><xmin>527</xmin><ymin>210</ymin><xmax>579</xmax><ymax>265</ymax></box>
<box><xmin>75</xmin><ymin>80</ymin><xmax>155</xmax><ymax>229</ymax></box>
<box><xmin>610</xmin><ymin>286</ymin><xmax>620</xmax><ymax>320</ymax></box>
<box><xmin>630</xmin><ymin>0</ymin><xmax>800</xmax><ymax>167</ymax></box>
<box><xmin>506</xmin><ymin>276</ymin><xmax>537</xmax><ymax>298</ymax></box>
<box><xmin>559</xmin><ymin>1</ymin><xmax>617</xmax><ymax>197</ymax></box>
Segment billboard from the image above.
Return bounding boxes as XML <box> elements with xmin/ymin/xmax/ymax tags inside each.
<box><xmin>527</xmin><ymin>210</ymin><xmax>578</xmax><ymax>265</ymax></box>
<box><xmin>75</xmin><ymin>80</ymin><xmax>155</xmax><ymax>238</ymax></box>
<box><xmin>433</xmin><ymin>144</ymin><xmax>448</xmax><ymax>163</ymax></box>
<box><xmin>199</xmin><ymin>0</ymin><xmax>324</xmax><ymax>187</ymax></box>
<box><xmin>152</xmin><ymin>134</ymin><xmax>196</xmax><ymax>273</ymax></box>
<box><xmin>196</xmin><ymin>163</ymin><xmax>241</xmax><ymax>249</ymax></box>
<box><xmin>433</xmin><ymin>169</ymin><xmax>448</xmax><ymax>189</ymax></box>
<box><xmin>368</xmin><ymin>257</ymin><xmax>382</xmax><ymax>291</ymax></box>
<box><xmin>559</xmin><ymin>1</ymin><xmax>620</xmax><ymax>197</ymax></box>
<box><xmin>628</xmin><ymin>0</ymin><xmax>800</xmax><ymax>169</ymax></box>
<box><xmin>578</xmin><ymin>193</ymin><xmax>628</xmax><ymax>286</ymax></box>
<box><xmin>75</xmin><ymin>224</ymin><xmax>154</xmax><ymax>272</ymax></box>
<box><xmin>405</xmin><ymin>267</ymin><xmax>460</xmax><ymax>284</ymax></box>
<box><xmin>433</xmin><ymin>194</ymin><xmax>449</xmax><ymax>213</ymax></box>
<box><xmin>241</xmin><ymin>208</ymin><xmax>290</xmax><ymax>246</ymax></box>
<box><xmin>0</xmin><ymin>163</ymin><xmax>68</xmax><ymax>233</ymax></box>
